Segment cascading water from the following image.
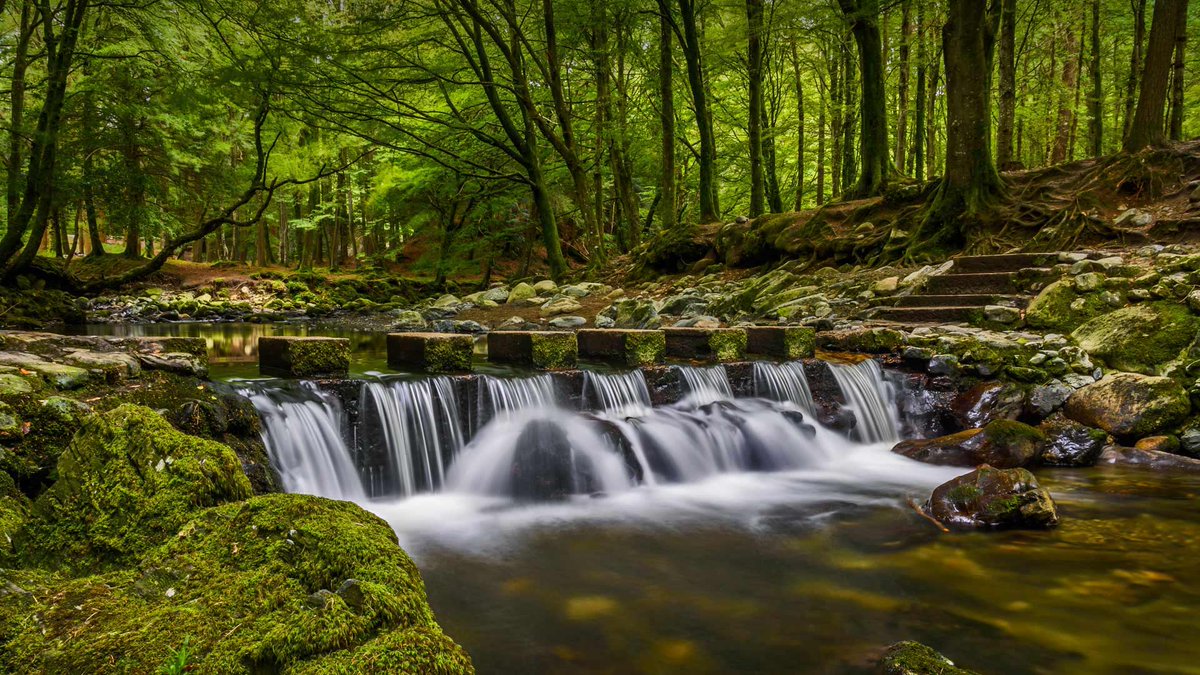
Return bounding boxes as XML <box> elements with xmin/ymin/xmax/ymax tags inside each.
<box><xmin>828</xmin><ymin>360</ymin><xmax>902</xmax><ymax>444</ymax></box>
<box><xmin>583</xmin><ymin>370</ymin><xmax>652</xmax><ymax>415</ymax></box>
<box><xmin>242</xmin><ymin>382</ymin><xmax>367</xmax><ymax>501</ymax></box>
<box><xmin>752</xmin><ymin>361</ymin><xmax>815</xmax><ymax>412</ymax></box>
<box><xmin>478</xmin><ymin>373</ymin><xmax>558</xmax><ymax>419</ymax></box>
<box><xmin>360</xmin><ymin>378</ymin><xmax>465</xmax><ymax>497</ymax></box>
<box><xmin>674</xmin><ymin>365</ymin><xmax>733</xmax><ymax>405</ymax></box>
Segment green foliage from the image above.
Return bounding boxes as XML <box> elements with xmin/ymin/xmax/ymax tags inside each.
<box><xmin>157</xmin><ymin>637</ymin><xmax>192</xmax><ymax>675</ymax></box>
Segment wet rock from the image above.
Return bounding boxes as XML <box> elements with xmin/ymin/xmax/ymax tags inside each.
<box><xmin>1134</xmin><ymin>435</ymin><xmax>1180</xmax><ymax>454</ymax></box>
<box><xmin>877</xmin><ymin>641</ymin><xmax>979</xmax><ymax>675</ymax></box>
<box><xmin>951</xmin><ymin>382</ymin><xmax>1025</xmax><ymax>428</ymax></box>
<box><xmin>983</xmin><ymin>305</ymin><xmax>1021</xmax><ymax>324</ymax></box>
<box><xmin>511</xmin><ymin>419</ymin><xmax>589</xmax><ymax>501</ymax></box>
<box><xmin>1064</xmin><ymin>373</ymin><xmax>1190</xmax><ymax>438</ymax></box>
<box><xmin>1099</xmin><ymin>445</ymin><xmax>1200</xmax><ymax>471</ymax></box>
<box><xmin>1071</xmin><ymin>302</ymin><xmax>1198</xmax><ymax>375</ymax></box>
<box><xmin>1038</xmin><ymin>417</ymin><xmax>1108</xmax><ymax>467</ymax></box>
<box><xmin>893</xmin><ymin>419</ymin><xmax>1046</xmax><ymax>469</ymax></box>
<box><xmin>926</xmin><ymin>465</ymin><xmax>1058</xmax><ymax>530</ymax></box>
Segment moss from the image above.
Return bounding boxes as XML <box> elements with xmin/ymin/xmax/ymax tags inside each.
<box><xmin>780</xmin><ymin>327</ymin><xmax>816</xmax><ymax>359</ymax></box>
<box><xmin>0</xmin><ymin>494</ymin><xmax>472</xmax><ymax>674</ymax></box>
<box><xmin>945</xmin><ymin>482</ymin><xmax>983</xmax><ymax>506</ymax></box>
<box><xmin>261</xmin><ymin>338</ymin><xmax>350</xmax><ymax>378</ymax></box>
<box><xmin>984</xmin><ymin>419</ymin><xmax>1048</xmax><ymax>448</ymax></box>
<box><xmin>624</xmin><ymin>331</ymin><xmax>666</xmax><ymax>366</ymax></box>
<box><xmin>529</xmin><ymin>332</ymin><xmax>578</xmax><ymax>369</ymax></box>
<box><xmin>20</xmin><ymin>404</ymin><xmax>252</xmax><ymax>572</ymax></box>
<box><xmin>1025</xmin><ymin>280</ymin><xmax>1110</xmax><ymax>332</ymax></box>
<box><xmin>707</xmin><ymin>329</ymin><xmax>748</xmax><ymax>362</ymax></box>
<box><xmin>423</xmin><ymin>335</ymin><xmax>474</xmax><ymax>373</ymax></box>
<box><xmin>1072</xmin><ymin>302</ymin><xmax>1198</xmax><ymax>375</ymax></box>
<box><xmin>0</xmin><ymin>472</ymin><xmax>29</xmax><ymax>564</ymax></box>
<box><xmin>877</xmin><ymin>640</ymin><xmax>978</xmax><ymax>674</ymax></box>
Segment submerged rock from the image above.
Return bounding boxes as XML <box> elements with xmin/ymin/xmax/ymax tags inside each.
<box><xmin>1064</xmin><ymin>373</ymin><xmax>1190</xmax><ymax>439</ymax></box>
<box><xmin>877</xmin><ymin>641</ymin><xmax>979</xmax><ymax>675</ymax></box>
<box><xmin>893</xmin><ymin>420</ymin><xmax>1046</xmax><ymax>469</ymax></box>
<box><xmin>926</xmin><ymin>465</ymin><xmax>1059</xmax><ymax>530</ymax></box>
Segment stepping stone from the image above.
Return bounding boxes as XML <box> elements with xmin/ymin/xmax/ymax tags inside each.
<box><xmin>259</xmin><ymin>337</ymin><xmax>349</xmax><ymax>378</ymax></box>
<box><xmin>745</xmin><ymin>326</ymin><xmax>815</xmax><ymax>359</ymax></box>
<box><xmin>949</xmin><ymin>253</ymin><xmax>1057</xmax><ymax>274</ymax></box>
<box><xmin>387</xmin><ymin>333</ymin><xmax>474</xmax><ymax>373</ymax></box>
<box><xmin>662</xmin><ymin>327</ymin><xmax>747</xmax><ymax>362</ymax></box>
<box><xmin>577</xmin><ymin>329</ymin><xmax>665</xmax><ymax>366</ymax></box>
<box><xmin>487</xmin><ymin>331</ymin><xmax>578</xmax><ymax>369</ymax></box>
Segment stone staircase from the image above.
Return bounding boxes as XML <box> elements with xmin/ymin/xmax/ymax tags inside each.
<box><xmin>873</xmin><ymin>253</ymin><xmax>1063</xmax><ymax>325</ymax></box>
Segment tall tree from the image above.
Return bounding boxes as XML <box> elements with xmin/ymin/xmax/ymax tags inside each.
<box><xmin>837</xmin><ymin>0</ymin><xmax>890</xmax><ymax>198</ymax></box>
<box><xmin>895</xmin><ymin>0</ymin><xmax>912</xmax><ymax>175</ymax></box>
<box><xmin>1125</xmin><ymin>0</ymin><xmax>1189</xmax><ymax>151</ymax></box>
<box><xmin>1123</xmin><ymin>0</ymin><xmax>1149</xmax><ymax>143</ymax></box>
<box><xmin>676</xmin><ymin>0</ymin><xmax>720</xmax><ymax>222</ymax></box>
<box><xmin>1087</xmin><ymin>0</ymin><xmax>1103</xmax><ymax>157</ymax></box>
<box><xmin>657</xmin><ymin>0</ymin><xmax>677</xmax><ymax>232</ymax></box>
<box><xmin>746</xmin><ymin>0</ymin><xmax>766</xmax><ymax>216</ymax></box>
<box><xmin>996</xmin><ymin>0</ymin><xmax>1017</xmax><ymax>168</ymax></box>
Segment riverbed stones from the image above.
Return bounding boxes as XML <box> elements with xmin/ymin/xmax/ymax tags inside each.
<box><xmin>926</xmin><ymin>465</ymin><xmax>1059</xmax><ymax>530</ymax></box>
<box><xmin>1064</xmin><ymin>373</ymin><xmax>1190</xmax><ymax>438</ymax></box>
<box><xmin>506</xmin><ymin>282</ymin><xmax>537</xmax><ymax>304</ymax></box>
<box><xmin>1038</xmin><ymin>417</ymin><xmax>1109</xmax><ymax>467</ymax></box>
<box><xmin>745</xmin><ymin>326</ymin><xmax>816</xmax><ymax>359</ymax></box>
<box><xmin>877</xmin><ymin>641</ymin><xmax>979</xmax><ymax>675</ymax></box>
<box><xmin>598</xmin><ymin>299</ymin><xmax>662</xmax><ymax>329</ymax></box>
<box><xmin>540</xmin><ymin>296</ymin><xmax>584</xmax><ymax>317</ymax></box>
<box><xmin>577</xmin><ymin>329</ymin><xmax>666</xmax><ymax>366</ymax></box>
<box><xmin>662</xmin><ymin>327</ymin><xmax>747</xmax><ymax>362</ymax></box>
<box><xmin>387</xmin><ymin>333</ymin><xmax>473</xmax><ymax>373</ymax></box>
<box><xmin>258</xmin><ymin>337</ymin><xmax>350</xmax><ymax>378</ymax></box>
<box><xmin>893</xmin><ymin>419</ymin><xmax>1046</xmax><ymax>469</ymax></box>
<box><xmin>487</xmin><ymin>331</ymin><xmax>578</xmax><ymax>369</ymax></box>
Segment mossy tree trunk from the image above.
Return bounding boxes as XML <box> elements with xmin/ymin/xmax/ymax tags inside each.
<box><xmin>838</xmin><ymin>0</ymin><xmax>891</xmax><ymax>199</ymax></box>
<box><xmin>1125</xmin><ymin>0</ymin><xmax>1189</xmax><ymax>151</ymax></box>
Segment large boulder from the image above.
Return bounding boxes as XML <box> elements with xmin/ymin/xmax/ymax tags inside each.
<box><xmin>877</xmin><ymin>641</ymin><xmax>979</xmax><ymax>675</ymax></box>
<box><xmin>21</xmin><ymin>405</ymin><xmax>252</xmax><ymax>571</ymax></box>
<box><xmin>1024</xmin><ymin>280</ymin><xmax>1110</xmax><ymax>332</ymax></box>
<box><xmin>926</xmin><ymin>465</ymin><xmax>1059</xmax><ymax>530</ymax></box>
<box><xmin>1038</xmin><ymin>417</ymin><xmax>1109</xmax><ymax>467</ymax></box>
<box><xmin>1064</xmin><ymin>373</ymin><xmax>1190</xmax><ymax>439</ymax></box>
<box><xmin>892</xmin><ymin>419</ymin><xmax>1046</xmax><ymax>469</ymax></box>
<box><xmin>506</xmin><ymin>282</ymin><xmax>537</xmax><ymax>304</ymax></box>
<box><xmin>1071</xmin><ymin>303</ymin><xmax>1198</xmax><ymax>375</ymax></box>
<box><xmin>0</xmin><ymin>494</ymin><xmax>474</xmax><ymax>674</ymax></box>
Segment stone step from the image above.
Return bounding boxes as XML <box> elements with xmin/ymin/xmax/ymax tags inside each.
<box><xmin>948</xmin><ymin>253</ymin><xmax>1057</xmax><ymax>274</ymax></box>
<box><xmin>662</xmin><ymin>327</ymin><xmax>747</xmax><ymax>362</ymax></box>
<box><xmin>925</xmin><ymin>272</ymin><xmax>1024</xmax><ymax>295</ymax></box>
<box><xmin>873</xmin><ymin>306</ymin><xmax>986</xmax><ymax>324</ymax></box>
<box><xmin>892</xmin><ymin>294</ymin><xmax>1029</xmax><ymax>309</ymax></box>
<box><xmin>259</xmin><ymin>337</ymin><xmax>350</xmax><ymax>378</ymax></box>
<box><xmin>487</xmin><ymin>331</ymin><xmax>578</xmax><ymax>369</ymax></box>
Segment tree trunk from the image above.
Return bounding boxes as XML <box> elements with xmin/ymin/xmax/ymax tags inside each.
<box><xmin>1123</xmin><ymin>0</ymin><xmax>1148</xmax><ymax>143</ymax></box>
<box><xmin>746</xmin><ymin>0</ymin><xmax>765</xmax><ymax>216</ymax></box>
<box><xmin>839</xmin><ymin>40</ymin><xmax>857</xmax><ymax>197</ymax></box>
<box><xmin>1051</xmin><ymin>15</ymin><xmax>1080</xmax><ymax>164</ymax></box>
<box><xmin>896</xmin><ymin>0</ymin><xmax>912</xmax><ymax>175</ymax></box>
<box><xmin>917</xmin><ymin>0</ymin><xmax>1003</xmax><ymax>248</ymax></box>
<box><xmin>1125</xmin><ymin>0</ymin><xmax>1189</xmax><ymax>151</ymax></box>
<box><xmin>817</xmin><ymin>81</ymin><xmax>827</xmax><ymax>204</ymax></box>
<box><xmin>1088</xmin><ymin>0</ymin><xmax>1103</xmax><ymax>156</ymax></box>
<box><xmin>838</xmin><ymin>0</ymin><xmax>890</xmax><ymax>197</ymax></box>
<box><xmin>996</xmin><ymin>0</ymin><xmax>1017</xmax><ymax>168</ymax></box>
<box><xmin>1169</xmin><ymin>6</ymin><xmax>1187</xmax><ymax>141</ymax></box>
<box><xmin>914</xmin><ymin>0</ymin><xmax>927</xmax><ymax>180</ymax></box>
<box><xmin>678</xmin><ymin>0</ymin><xmax>719</xmax><ymax>222</ymax></box>
<box><xmin>793</xmin><ymin>38</ymin><xmax>806</xmax><ymax>211</ymax></box>
<box><xmin>657</xmin><ymin>0</ymin><xmax>677</xmax><ymax>232</ymax></box>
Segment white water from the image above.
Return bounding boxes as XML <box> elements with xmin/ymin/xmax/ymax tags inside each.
<box><xmin>361</xmin><ymin>378</ymin><xmax>464</xmax><ymax>496</ymax></box>
<box><xmin>243</xmin><ymin>383</ymin><xmax>367</xmax><ymax>501</ymax></box>
<box><xmin>753</xmin><ymin>361</ymin><xmax>816</xmax><ymax>412</ymax></box>
<box><xmin>674</xmin><ymin>364</ymin><xmax>733</xmax><ymax>405</ymax></box>
<box><xmin>478</xmin><ymin>373</ymin><xmax>558</xmax><ymax>418</ymax></box>
<box><xmin>583</xmin><ymin>370</ymin><xmax>652</xmax><ymax>415</ymax></box>
<box><xmin>828</xmin><ymin>360</ymin><xmax>902</xmax><ymax>444</ymax></box>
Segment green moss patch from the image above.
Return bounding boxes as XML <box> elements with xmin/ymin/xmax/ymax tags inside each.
<box><xmin>1072</xmin><ymin>302</ymin><xmax>1198</xmax><ymax>375</ymax></box>
<box><xmin>529</xmin><ymin>332</ymin><xmax>578</xmax><ymax>369</ymax></box>
<box><xmin>624</xmin><ymin>331</ymin><xmax>666</xmax><ymax>366</ymax></box>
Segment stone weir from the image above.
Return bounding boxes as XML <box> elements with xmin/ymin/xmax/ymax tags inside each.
<box><xmin>300</xmin><ymin>357</ymin><xmax>960</xmax><ymax>495</ymax></box>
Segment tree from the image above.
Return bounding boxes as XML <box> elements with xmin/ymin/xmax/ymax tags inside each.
<box><xmin>836</xmin><ymin>0</ymin><xmax>891</xmax><ymax>198</ymax></box>
<box><xmin>746</xmin><ymin>0</ymin><xmax>766</xmax><ymax>216</ymax></box>
<box><xmin>1125</xmin><ymin>0</ymin><xmax>1188</xmax><ymax>151</ymax></box>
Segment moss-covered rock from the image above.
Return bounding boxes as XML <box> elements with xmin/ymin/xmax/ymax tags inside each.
<box><xmin>259</xmin><ymin>337</ymin><xmax>350</xmax><ymax>378</ymax></box>
<box><xmin>21</xmin><ymin>405</ymin><xmax>252</xmax><ymax>571</ymax></box>
<box><xmin>625</xmin><ymin>330</ymin><xmax>666</xmax><ymax>366</ymax></box>
<box><xmin>1038</xmin><ymin>416</ymin><xmax>1109</xmax><ymax>467</ymax></box>
<box><xmin>877</xmin><ymin>640</ymin><xmax>979</xmax><ymax>674</ymax></box>
<box><xmin>1071</xmin><ymin>302</ymin><xmax>1198</xmax><ymax>375</ymax></box>
<box><xmin>1064</xmin><ymin>373</ymin><xmax>1190</xmax><ymax>439</ymax></box>
<box><xmin>1025</xmin><ymin>280</ymin><xmax>1111</xmax><ymax>332</ymax></box>
<box><xmin>0</xmin><ymin>494</ymin><xmax>473</xmax><ymax>674</ymax></box>
<box><xmin>0</xmin><ymin>472</ymin><xmax>28</xmax><ymax>564</ymax></box>
<box><xmin>926</xmin><ymin>465</ymin><xmax>1059</xmax><ymax>530</ymax></box>
<box><xmin>892</xmin><ymin>419</ymin><xmax>1046</xmax><ymax>469</ymax></box>
<box><xmin>817</xmin><ymin>326</ymin><xmax>907</xmax><ymax>354</ymax></box>
<box><xmin>529</xmin><ymin>331</ymin><xmax>578</xmax><ymax>369</ymax></box>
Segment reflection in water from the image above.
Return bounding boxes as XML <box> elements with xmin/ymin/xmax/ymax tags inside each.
<box><xmin>381</xmin><ymin>467</ymin><xmax>1200</xmax><ymax>675</ymax></box>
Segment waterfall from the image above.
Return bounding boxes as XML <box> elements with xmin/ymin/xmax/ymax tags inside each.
<box><xmin>360</xmin><ymin>378</ymin><xmax>465</xmax><ymax>497</ymax></box>
<box><xmin>478</xmin><ymin>374</ymin><xmax>558</xmax><ymax>421</ymax></box>
<box><xmin>583</xmin><ymin>370</ymin><xmax>652</xmax><ymax>415</ymax></box>
<box><xmin>242</xmin><ymin>383</ymin><xmax>367</xmax><ymax>501</ymax></box>
<box><xmin>828</xmin><ymin>360</ymin><xmax>901</xmax><ymax>444</ymax></box>
<box><xmin>674</xmin><ymin>365</ymin><xmax>733</xmax><ymax>405</ymax></box>
<box><xmin>752</xmin><ymin>361</ymin><xmax>815</xmax><ymax>412</ymax></box>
